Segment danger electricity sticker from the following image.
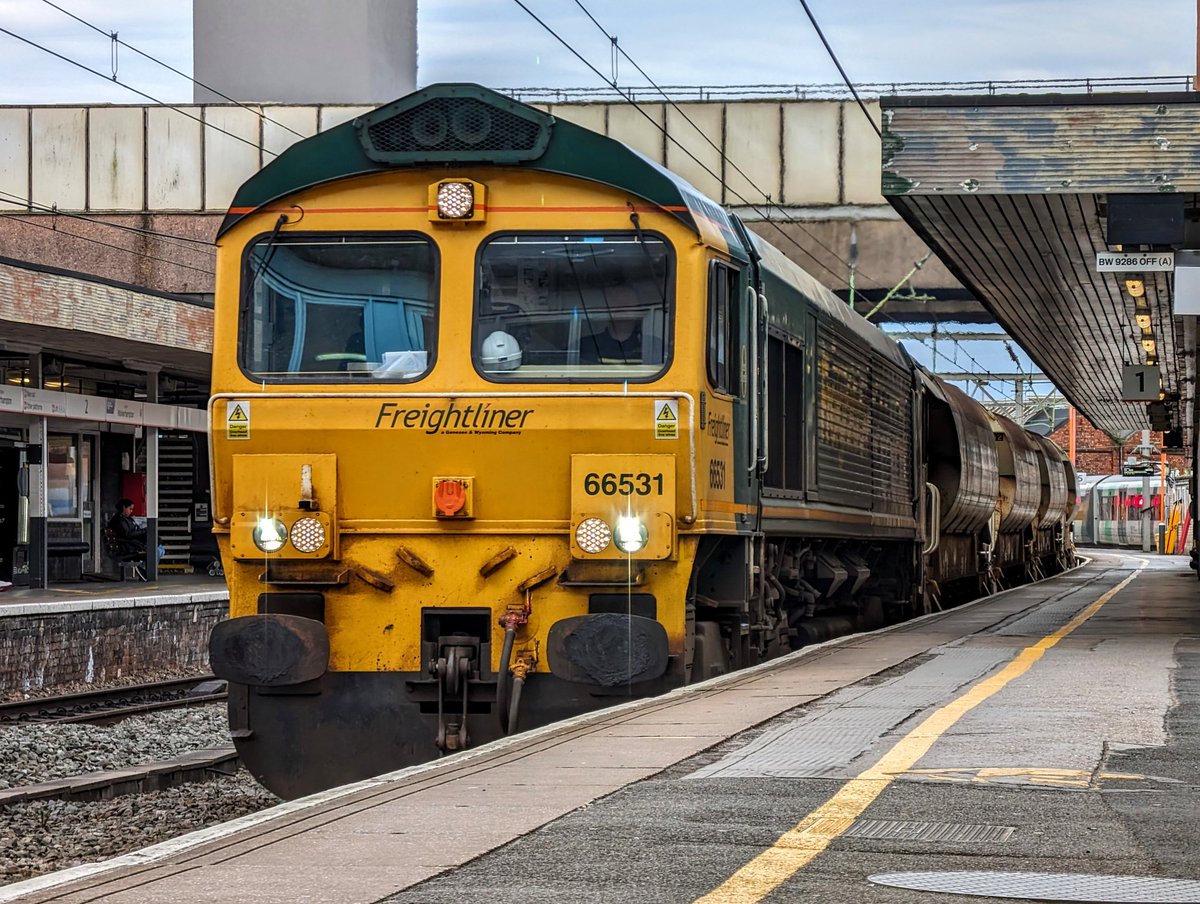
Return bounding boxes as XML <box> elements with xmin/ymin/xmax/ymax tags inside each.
<box><xmin>226</xmin><ymin>400</ymin><xmax>250</xmax><ymax>440</ymax></box>
<box><xmin>654</xmin><ymin>399</ymin><xmax>678</xmax><ymax>440</ymax></box>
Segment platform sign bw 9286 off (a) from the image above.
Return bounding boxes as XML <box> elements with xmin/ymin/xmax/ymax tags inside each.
<box><xmin>1095</xmin><ymin>252</ymin><xmax>1174</xmax><ymax>272</ymax></box>
<box><xmin>1121</xmin><ymin>365</ymin><xmax>1161</xmax><ymax>401</ymax></box>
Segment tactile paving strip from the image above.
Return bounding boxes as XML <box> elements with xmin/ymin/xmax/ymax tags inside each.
<box><xmin>868</xmin><ymin>870</ymin><xmax>1200</xmax><ymax>902</ymax></box>
<box><xmin>844</xmin><ymin>819</ymin><xmax>1014</xmax><ymax>844</ymax></box>
<box><xmin>688</xmin><ymin>648</ymin><xmax>1009</xmax><ymax>779</ymax></box>
<box><xmin>992</xmin><ymin>570</ymin><xmax>1129</xmax><ymax>636</ymax></box>
<box><xmin>993</xmin><ymin>599</ymin><xmax>1087</xmax><ymax>636</ymax></box>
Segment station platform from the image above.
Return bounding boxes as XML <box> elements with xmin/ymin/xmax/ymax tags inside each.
<box><xmin>3</xmin><ymin>551</ymin><xmax>1198</xmax><ymax>904</ymax></box>
<box><xmin>0</xmin><ymin>575</ymin><xmax>227</xmax><ymax>616</ymax></box>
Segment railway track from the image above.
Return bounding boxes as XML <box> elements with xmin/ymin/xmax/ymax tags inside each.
<box><xmin>0</xmin><ymin>746</ymin><xmax>240</xmax><ymax>805</ymax></box>
<box><xmin>0</xmin><ymin>675</ymin><xmax>227</xmax><ymax>725</ymax></box>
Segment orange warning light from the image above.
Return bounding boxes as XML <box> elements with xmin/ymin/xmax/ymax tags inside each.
<box><xmin>433</xmin><ymin>478</ymin><xmax>472</xmax><ymax>518</ymax></box>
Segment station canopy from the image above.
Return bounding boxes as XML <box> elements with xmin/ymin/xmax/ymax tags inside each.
<box><xmin>881</xmin><ymin>92</ymin><xmax>1200</xmax><ymax>451</ymax></box>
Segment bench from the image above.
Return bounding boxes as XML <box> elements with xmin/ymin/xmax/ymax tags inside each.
<box><xmin>102</xmin><ymin>527</ymin><xmax>146</xmax><ymax>581</ymax></box>
<box><xmin>47</xmin><ymin>542</ymin><xmax>91</xmax><ymax>558</ymax></box>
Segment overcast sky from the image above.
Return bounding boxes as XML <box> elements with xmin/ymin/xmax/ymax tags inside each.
<box><xmin>0</xmin><ymin>0</ymin><xmax>1195</xmax><ymax>104</ymax></box>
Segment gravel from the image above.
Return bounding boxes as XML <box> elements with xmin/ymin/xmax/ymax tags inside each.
<box><xmin>0</xmin><ymin>704</ymin><xmax>281</xmax><ymax>886</ymax></box>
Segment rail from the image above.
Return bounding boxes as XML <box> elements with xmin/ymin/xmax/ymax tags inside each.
<box><xmin>0</xmin><ymin>747</ymin><xmax>239</xmax><ymax>805</ymax></box>
<box><xmin>0</xmin><ymin>675</ymin><xmax>226</xmax><ymax>725</ymax></box>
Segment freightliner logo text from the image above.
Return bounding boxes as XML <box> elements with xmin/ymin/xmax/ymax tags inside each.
<box><xmin>374</xmin><ymin>401</ymin><xmax>535</xmax><ymax>435</ymax></box>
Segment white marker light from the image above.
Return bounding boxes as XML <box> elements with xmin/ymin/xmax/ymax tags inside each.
<box><xmin>575</xmin><ymin>517</ymin><xmax>611</xmax><ymax>554</ymax></box>
<box><xmin>289</xmin><ymin>517</ymin><xmax>326</xmax><ymax>554</ymax></box>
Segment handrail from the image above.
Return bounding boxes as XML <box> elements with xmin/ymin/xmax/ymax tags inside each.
<box><xmin>758</xmin><ymin>292</ymin><xmax>769</xmax><ymax>476</ymax></box>
<box><xmin>746</xmin><ymin>285</ymin><xmax>759</xmax><ymax>477</ymax></box>
<box><xmin>922</xmin><ymin>482</ymin><xmax>941</xmax><ymax>556</ymax></box>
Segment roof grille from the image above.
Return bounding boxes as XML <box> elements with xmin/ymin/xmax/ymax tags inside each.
<box><xmin>357</xmin><ymin>89</ymin><xmax>552</xmax><ymax>164</ymax></box>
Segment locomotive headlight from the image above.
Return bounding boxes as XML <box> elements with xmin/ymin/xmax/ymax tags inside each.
<box><xmin>613</xmin><ymin>515</ymin><xmax>648</xmax><ymax>554</ymax></box>
<box><xmin>437</xmin><ymin>181</ymin><xmax>474</xmax><ymax>219</ymax></box>
<box><xmin>289</xmin><ymin>517</ymin><xmax>326</xmax><ymax>554</ymax></box>
<box><xmin>575</xmin><ymin>517</ymin><xmax>612</xmax><ymax>554</ymax></box>
<box><xmin>252</xmin><ymin>517</ymin><xmax>288</xmax><ymax>553</ymax></box>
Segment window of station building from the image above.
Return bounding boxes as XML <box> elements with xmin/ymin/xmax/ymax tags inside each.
<box><xmin>706</xmin><ymin>262</ymin><xmax>742</xmax><ymax>396</ymax></box>
<box><xmin>764</xmin><ymin>332</ymin><xmax>804</xmax><ymax>491</ymax></box>
<box><xmin>47</xmin><ymin>434</ymin><xmax>78</xmax><ymax>518</ymax></box>
<box><xmin>240</xmin><ymin>234</ymin><xmax>438</xmax><ymax>382</ymax></box>
<box><xmin>473</xmin><ymin>232</ymin><xmax>673</xmax><ymax>382</ymax></box>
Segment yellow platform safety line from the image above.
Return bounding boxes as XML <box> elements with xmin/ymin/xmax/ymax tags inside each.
<box><xmin>695</xmin><ymin>560</ymin><xmax>1148</xmax><ymax>904</ymax></box>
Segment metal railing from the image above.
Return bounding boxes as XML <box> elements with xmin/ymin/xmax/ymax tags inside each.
<box><xmin>501</xmin><ymin>75</ymin><xmax>1196</xmax><ymax>104</ymax></box>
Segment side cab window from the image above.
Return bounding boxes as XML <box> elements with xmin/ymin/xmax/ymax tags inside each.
<box><xmin>707</xmin><ymin>262</ymin><xmax>742</xmax><ymax>396</ymax></box>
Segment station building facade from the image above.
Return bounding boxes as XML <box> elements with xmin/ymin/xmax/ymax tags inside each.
<box><xmin>0</xmin><ymin>258</ymin><xmax>212</xmax><ymax>587</ymax></box>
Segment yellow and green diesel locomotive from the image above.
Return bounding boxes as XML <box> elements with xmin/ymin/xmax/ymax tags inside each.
<box><xmin>207</xmin><ymin>84</ymin><xmax>1071</xmax><ymax>798</ymax></box>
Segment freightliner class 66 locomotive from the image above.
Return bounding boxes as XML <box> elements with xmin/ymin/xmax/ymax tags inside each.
<box><xmin>207</xmin><ymin>84</ymin><xmax>1075</xmax><ymax>798</ymax></box>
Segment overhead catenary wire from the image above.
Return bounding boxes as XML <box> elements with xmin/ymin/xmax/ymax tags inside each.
<box><xmin>0</xmin><ymin>25</ymin><xmax>276</xmax><ymax>158</ymax></box>
<box><xmin>517</xmin><ymin>1</ymin><xmax>1024</xmax><ymax>398</ymax></box>
<box><xmin>793</xmin><ymin>0</ymin><xmax>882</xmax><ymax>139</ymax></box>
<box><xmin>516</xmin><ymin>2</ymin><xmax>1019</xmax><ymax>401</ymax></box>
<box><xmin>5</xmin><ymin>0</ymin><xmax>1018</xmax><ymax>395</ymax></box>
<box><xmin>509</xmin><ymin>0</ymin><xmax>870</xmax><ymax>289</ymax></box>
<box><xmin>38</xmin><ymin>0</ymin><xmax>308</xmax><ymax>142</ymax></box>
<box><xmin>787</xmin><ymin>1</ymin><xmax>1037</xmax><ymax>398</ymax></box>
<box><xmin>876</xmin><ymin>311</ymin><xmax>1017</xmax><ymax>404</ymax></box>
<box><xmin>568</xmin><ymin>0</ymin><xmax>885</xmax><ymax>289</ymax></box>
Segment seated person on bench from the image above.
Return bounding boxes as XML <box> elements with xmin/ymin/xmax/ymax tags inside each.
<box><xmin>109</xmin><ymin>498</ymin><xmax>146</xmax><ymax>557</ymax></box>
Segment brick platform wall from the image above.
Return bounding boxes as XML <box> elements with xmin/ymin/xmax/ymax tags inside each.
<box><xmin>1049</xmin><ymin>417</ymin><xmax>1187</xmax><ymax>475</ymax></box>
<box><xmin>0</xmin><ymin>600</ymin><xmax>226</xmax><ymax>695</ymax></box>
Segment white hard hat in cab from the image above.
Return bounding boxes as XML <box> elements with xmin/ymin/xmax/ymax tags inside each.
<box><xmin>480</xmin><ymin>331</ymin><xmax>522</xmax><ymax>371</ymax></box>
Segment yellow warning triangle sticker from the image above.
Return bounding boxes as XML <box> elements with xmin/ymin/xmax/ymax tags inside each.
<box><xmin>657</xmin><ymin>404</ymin><xmax>676</xmax><ymax>421</ymax></box>
<box><xmin>228</xmin><ymin>404</ymin><xmax>248</xmax><ymax>422</ymax></box>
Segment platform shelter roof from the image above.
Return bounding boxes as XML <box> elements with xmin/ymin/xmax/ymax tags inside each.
<box><xmin>882</xmin><ymin>91</ymin><xmax>1200</xmax><ymax>451</ymax></box>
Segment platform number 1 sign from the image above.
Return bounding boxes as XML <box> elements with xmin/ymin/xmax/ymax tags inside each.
<box><xmin>1121</xmin><ymin>365</ymin><xmax>1161</xmax><ymax>401</ymax></box>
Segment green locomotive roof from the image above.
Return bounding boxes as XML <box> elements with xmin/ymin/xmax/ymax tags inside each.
<box><xmin>218</xmin><ymin>83</ymin><xmax>748</xmax><ymax>261</ymax></box>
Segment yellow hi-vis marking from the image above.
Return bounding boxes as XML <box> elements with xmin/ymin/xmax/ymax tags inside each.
<box><xmin>694</xmin><ymin>562</ymin><xmax>1147</xmax><ymax>904</ymax></box>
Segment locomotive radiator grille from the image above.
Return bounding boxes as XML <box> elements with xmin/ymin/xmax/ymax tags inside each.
<box><xmin>816</xmin><ymin>324</ymin><xmax>914</xmax><ymax>515</ymax></box>
<box><xmin>357</xmin><ymin>92</ymin><xmax>553</xmax><ymax>163</ymax></box>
